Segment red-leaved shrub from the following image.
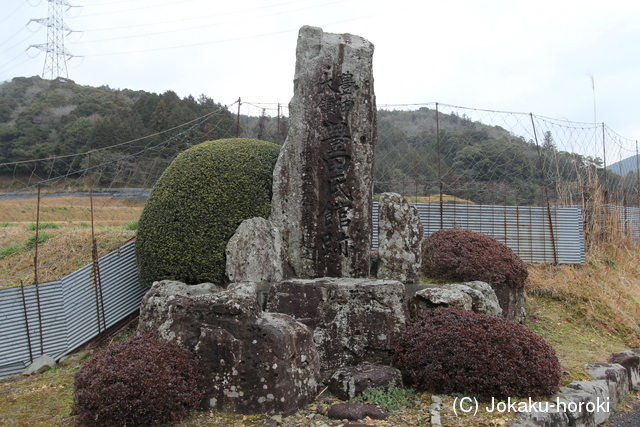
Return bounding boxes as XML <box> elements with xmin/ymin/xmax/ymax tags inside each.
<box><xmin>73</xmin><ymin>333</ymin><xmax>202</xmax><ymax>426</ymax></box>
<box><xmin>421</xmin><ymin>229</ymin><xmax>528</xmax><ymax>289</ymax></box>
<box><xmin>394</xmin><ymin>308</ymin><xmax>562</xmax><ymax>398</ymax></box>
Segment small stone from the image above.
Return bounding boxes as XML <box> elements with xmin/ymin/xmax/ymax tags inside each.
<box><xmin>21</xmin><ymin>354</ymin><xmax>56</xmax><ymax>376</ymax></box>
<box><xmin>328</xmin><ymin>364</ymin><xmax>403</xmax><ymax>401</ymax></box>
<box><xmin>327</xmin><ymin>402</ymin><xmax>388</xmax><ymax>421</ymax></box>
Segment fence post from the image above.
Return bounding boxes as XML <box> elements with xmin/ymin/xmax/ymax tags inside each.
<box><xmin>602</xmin><ymin>123</ymin><xmax>608</xmax><ymax>205</ymax></box>
<box><xmin>33</xmin><ymin>183</ymin><xmax>41</xmax><ymax>285</ymax></box>
<box><xmin>32</xmin><ymin>182</ymin><xmax>45</xmax><ymax>356</ymax></box>
<box><xmin>88</xmin><ymin>152</ymin><xmax>107</xmax><ymax>335</ymax></box>
<box><xmin>530</xmin><ymin>113</ymin><xmax>558</xmax><ymax>264</ymax></box>
<box><xmin>436</xmin><ymin>103</ymin><xmax>443</xmax><ymax>229</ymax></box>
<box><xmin>636</xmin><ymin>141</ymin><xmax>640</xmax><ymax>239</ymax></box>
<box><xmin>20</xmin><ymin>280</ymin><xmax>34</xmax><ymax>364</ymax></box>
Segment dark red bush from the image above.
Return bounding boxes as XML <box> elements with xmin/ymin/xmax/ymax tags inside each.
<box><xmin>73</xmin><ymin>333</ymin><xmax>202</xmax><ymax>426</ymax></box>
<box><xmin>421</xmin><ymin>229</ymin><xmax>528</xmax><ymax>289</ymax></box>
<box><xmin>394</xmin><ymin>308</ymin><xmax>562</xmax><ymax>398</ymax></box>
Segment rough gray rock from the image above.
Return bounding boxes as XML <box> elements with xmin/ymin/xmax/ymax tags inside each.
<box><xmin>137</xmin><ymin>280</ymin><xmax>320</xmax><ymax>415</ymax></box>
<box><xmin>612</xmin><ymin>350</ymin><xmax>640</xmax><ymax>389</ymax></box>
<box><xmin>444</xmin><ymin>281</ymin><xmax>502</xmax><ymax>316</ymax></box>
<box><xmin>328</xmin><ymin>364</ymin><xmax>403</xmax><ymax>401</ymax></box>
<box><xmin>225</xmin><ymin>217</ymin><xmax>287</xmax><ymax>283</ymax></box>
<box><xmin>491</xmin><ymin>282</ymin><xmax>526</xmax><ymax>323</ymax></box>
<box><xmin>410</xmin><ymin>287</ymin><xmax>473</xmax><ymax>312</ymax></box>
<box><xmin>568</xmin><ymin>380</ymin><xmax>611</xmax><ymax>425</ymax></box>
<box><xmin>270</xmin><ymin>25</ymin><xmax>376</xmax><ymax>279</ymax></box>
<box><xmin>584</xmin><ymin>362</ymin><xmax>629</xmax><ymax>409</ymax></box>
<box><xmin>266</xmin><ymin>278</ymin><xmax>407</xmax><ymax>375</ymax></box>
<box><xmin>377</xmin><ymin>192</ymin><xmax>423</xmax><ymax>283</ymax></box>
<box><xmin>327</xmin><ymin>402</ymin><xmax>388</xmax><ymax>420</ymax></box>
<box><xmin>21</xmin><ymin>354</ymin><xmax>56</xmax><ymax>376</ymax></box>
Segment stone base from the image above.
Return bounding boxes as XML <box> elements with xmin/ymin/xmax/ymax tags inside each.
<box><xmin>138</xmin><ymin>280</ymin><xmax>320</xmax><ymax>415</ymax></box>
<box><xmin>266</xmin><ymin>278</ymin><xmax>407</xmax><ymax>376</ymax></box>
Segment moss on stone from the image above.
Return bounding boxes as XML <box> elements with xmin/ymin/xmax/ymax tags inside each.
<box><xmin>135</xmin><ymin>138</ymin><xmax>280</xmax><ymax>286</ymax></box>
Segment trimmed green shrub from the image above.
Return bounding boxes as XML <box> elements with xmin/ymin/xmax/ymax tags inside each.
<box><xmin>394</xmin><ymin>308</ymin><xmax>562</xmax><ymax>398</ymax></box>
<box><xmin>136</xmin><ymin>138</ymin><xmax>280</xmax><ymax>286</ymax></box>
<box><xmin>72</xmin><ymin>333</ymin><xmax>201</xmax><ymax>426</ymax></box>
<box><xmin>421</xmin><ymin>229</ymin><xmax>528</xmax><ymax>289</ymax></box>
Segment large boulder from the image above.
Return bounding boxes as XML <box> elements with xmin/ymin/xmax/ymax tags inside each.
<box><xmin>137</xmin><ymin>280</ymin><xmax>320</xmax><ymax>415</ymax></box>
<box><xmin>266</xmin><ymin>278</ymin><xmax>407</xmax><ymax>376</ymax></box>
<box><xmin>377</xmin><ymin>192</ymin><xmax>423</xmax><ymax>283</ymax></box>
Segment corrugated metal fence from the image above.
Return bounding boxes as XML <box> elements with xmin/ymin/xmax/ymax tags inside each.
<box><xmin>1</xmin><ymin>203</ymin><xmax>587</xmax><ymax>377</ymax></box>
<box><xmin>372</xmin><ymin>203</ymin><xmax>586</xmax><ymax>264</ymax></box>
<box><xmin>0</xmin><ymin>240</ymin><xmax>146</xmax><ymax>378</ymax></box>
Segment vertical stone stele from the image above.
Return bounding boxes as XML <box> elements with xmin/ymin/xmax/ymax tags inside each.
<box><xmin>270</xmin><ymin>25</ymin><xmax>376</xmax><ymax>278</ymax></box>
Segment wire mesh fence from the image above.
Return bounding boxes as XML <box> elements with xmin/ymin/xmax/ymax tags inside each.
<box><xmin>1</xmin><ymin>99</ymin><xmax>639</xmax><ymax>291</ymax></box>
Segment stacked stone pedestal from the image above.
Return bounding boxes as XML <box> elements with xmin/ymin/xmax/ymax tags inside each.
<box><xmin>266</xmin><ymin>278</ymin><xmax>407</xmax><ymax>378</ymax></box>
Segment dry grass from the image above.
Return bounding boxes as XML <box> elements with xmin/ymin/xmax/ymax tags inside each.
<box><xmin>0</xmin><ymin>195</ymin><xmax>144</xmax><ymax>226</ymax></box>
<box><xmin>526</xmin><ymin>240</ymin><xmax>640</xmax><ymax>348</ymax></box>
<box><xmin>0</xmin><ymin>195</ymin><xmax>140</xmax><ymax>289</ymax></box>
<box><xmin>0</xmin><ymin>228</ymin><xmax>136</xmax><ymax>290</ymax></box>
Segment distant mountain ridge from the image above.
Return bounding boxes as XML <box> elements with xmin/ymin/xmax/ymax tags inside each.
<box><xmin>608</xmin><ymin>155</ymin><xmax>640</xmax><ymax>175</ymax></box>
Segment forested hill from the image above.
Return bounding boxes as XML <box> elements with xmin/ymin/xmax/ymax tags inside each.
<box><xmin>0</xmin><ymin>76</ymin><xmax>620</xmax><ymax>204</ymax></box>
<box><xmin>0</xmin><ymin>76</ymin><xmax>237</xmax><ymax>165</ymax></box>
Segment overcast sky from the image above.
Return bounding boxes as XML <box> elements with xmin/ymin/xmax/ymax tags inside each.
<box><xmin>1</xmin><ymin>0</ymin><xmax>639</xmax><ymax>142</ymax></box>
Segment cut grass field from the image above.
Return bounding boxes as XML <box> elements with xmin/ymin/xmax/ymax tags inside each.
<box><xmin>1</xmin><ymin>195</ymin><xmax>639</xmax><ymax>425</ymax></box>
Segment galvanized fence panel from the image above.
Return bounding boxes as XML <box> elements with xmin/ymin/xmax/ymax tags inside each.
<box><xmin>0</xmin><ymin>240</ymin><xmax>144</xmax><ymax>378</ymax></box>
<box><xmin>99</xmin><ymin>242</ymin><xmax>146</xmax><ymax>329</ymax></box>
<box><xmin>61</xmin><ymin>262</ymin><xmax>101</xmax><ymax>354</ymax></box>
<box><xmin>372</xmin><ymin>203</ymin><xmax>585</xmax><ymax>264</ymax></box>
<box><xmin>0</xmin><ymin>281</ymin><xmax>67</xmax><ymax>376</ymax></box>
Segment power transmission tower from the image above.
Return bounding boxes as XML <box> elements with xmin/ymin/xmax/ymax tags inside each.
<box><xmin>28</xmin><ymin>0</ymin><xmax>78</xmax><ymax>80</ymax></box>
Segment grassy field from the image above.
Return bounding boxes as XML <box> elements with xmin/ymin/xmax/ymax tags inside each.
<box><xmin>0</xmin><ymin>195</ymin><xmax>142</xmax><ymax>289</ymax></box>
<box><xmin>1</xmin><ymin>195</ymin><xmax>639</xmax><ymax>425</ymax></box>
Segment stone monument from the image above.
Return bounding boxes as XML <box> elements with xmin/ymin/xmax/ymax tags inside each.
<box><xmin>270</xmin><ymin>25</ymin><xmax>377</xmax><ymax>278</ymax></box>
